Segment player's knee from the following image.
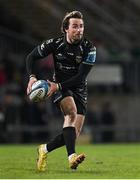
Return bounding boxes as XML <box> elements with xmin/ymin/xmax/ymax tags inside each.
<box><xmin>64</xmin><ymin>110</ymin><xmax>77</xmax><ymax>127</ymax></box>
<box><xmin>68</xmin><ymin>110</ymin><xmax>77</xmax><ymax>123</ymax></box>
<box><xmin>64</xmin><ymin>107</ymin><xmax>77</xmax><ymax>123</ymax></box>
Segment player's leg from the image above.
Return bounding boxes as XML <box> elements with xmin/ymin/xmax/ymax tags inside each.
<box><xmin>37</xmin><ymin>95</ymin><xmax>78</xmax><ymax>171</ymax></box>
<box><xmin>73</xmin><ymin>88</ymin><xmax>87</xmax><ymax>138</ymax></box>
<box><xmin>60</xmin><ymin>96</ymin><xmax>77</xmax><ymax>155</ymax></box>
<box><xmin>68</xmin><ymin>114</ymin><xmax>86</xmax><ymax>169</ymax></box>
<box><xmin>45</xmin><ymin>91</ymin><xmax>79</xmax><ymax>154</ymax></box>
<box><xmin>37</xmin><ymin>133</ymin><xmax>65</xmax><ymax>171</ymax></box>
<box><xmin>37</xmin><ymin>94</ymin><xmax>85</xmax><ymax>171</ymax></box>
<box><xmin>60</xmin><ymin>96</ymin><xmax>85</xmax><ymax>169</ymax></box>
<box><xmin>38</xmin><ymin>95</ymin><xmax>76</xmax><ymax>155</ymax></box>
<box><xmin>37</xmin><ymin>95</ymin><xmax>75</xmax><ymax>171</ymax></box>
<box><xmin>74</xmin><ymin>114</ymin><xmax>85</xmax><ymax>138</ymax></box>
<box><xmin>37</xmin><ymin>92</ymin><xmax>73</xmax><ymax>171</ymax></box>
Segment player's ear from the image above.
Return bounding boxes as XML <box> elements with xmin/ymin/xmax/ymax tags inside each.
<box><xmin>65</xmin><ymin>28</ymin><xmax>68</xmax><ymax>33</ymax></box>
<box><xmin>64</xmin><ymin>25</ymin><xmax>69</xmax><ymax>33</ymax></box>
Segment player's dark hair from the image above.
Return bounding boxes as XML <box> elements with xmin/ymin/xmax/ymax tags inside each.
<box><xmin>61</xmin><ymin>11</ymin><xmax>83</xmax><ymax>33</ymax></box>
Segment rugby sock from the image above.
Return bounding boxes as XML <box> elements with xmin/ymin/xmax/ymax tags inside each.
<box><xmin>68</xmin><ymin>153</ymin><xmax>76</xmax><ymax>160</ymax></box>
<box><xmin>46</xmin><ymin>133</ymin><xmax>65</xmax><ymax>152</ymax></box>
<box><xmin>63</xmin><ymin>127</ymin><xmax>76</xmax><ymax>156</ymax></box>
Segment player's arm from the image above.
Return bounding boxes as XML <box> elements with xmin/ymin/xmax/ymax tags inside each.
<box><xmin>26</xmin><ymin>39</ymin><xmax>54</xmax><ymax>94</ymax></box>
<box><xmin>26</xmin><ymin>47</ymin><xmax>41</xmax><ymax>94</ymax></box>
<box><xmin>59</xmin><ymin>46</ymin><xmax>96</xmax><ymax>90</ymax></box>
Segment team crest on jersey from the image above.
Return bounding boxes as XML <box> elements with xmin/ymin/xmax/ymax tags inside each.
<box><xmin>76</xmin><ymin>56</ymin><xmax>82</xmax><ymax>63</ymax></box>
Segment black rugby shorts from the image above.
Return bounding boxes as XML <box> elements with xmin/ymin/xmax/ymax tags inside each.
<box><xmin>53</xmin><ymin>85</ymin><xmax>88</xmax><ymax>115</ymax></box>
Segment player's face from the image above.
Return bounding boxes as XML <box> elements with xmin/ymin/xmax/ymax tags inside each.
<box><xmin>66</xmin><ymin>18</ymin><xmax>84</xmax><ymax>43</ymax></box>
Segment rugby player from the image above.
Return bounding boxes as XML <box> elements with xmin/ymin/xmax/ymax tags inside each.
<box><xmin>26</xmin><ymin>11</ymin><xmax>96</xmax><ymax>171</ymax></box>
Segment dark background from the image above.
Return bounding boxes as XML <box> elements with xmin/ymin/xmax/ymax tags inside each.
<box><xmin>0</xmin><ymin>0</ymin><xmax>140</xmax><ymax>143</ymax></box>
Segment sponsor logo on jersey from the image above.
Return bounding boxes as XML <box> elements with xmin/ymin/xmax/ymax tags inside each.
<box><xmin>57</xmin><ymin>62</ymin><xmax>75</xmax><ymax>70</ymax></box>
<box><xmin>67</xmin><ymin>52</ymin><xmax>74</xmax><ymax>56</ymax></box>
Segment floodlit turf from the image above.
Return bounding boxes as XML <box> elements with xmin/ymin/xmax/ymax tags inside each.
<box><xmin>0</xmin><ymin>143</ymin><xmax>140</xmax><ymax>179</ymax></box>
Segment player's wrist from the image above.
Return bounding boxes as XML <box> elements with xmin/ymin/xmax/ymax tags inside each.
<box><xmin>55</xmin><ymin>83</ymin><xmax>62</xmax><ymax>91</ymax></box>
<box><xmin>56</xmin><ymin>84</ymin><xmax>59</xmax><ymax>91</ymax></box>
<box><xmin>57</xmin><ymin>83</ymin><xmax>62</xmax><ymax>90</ymax></box>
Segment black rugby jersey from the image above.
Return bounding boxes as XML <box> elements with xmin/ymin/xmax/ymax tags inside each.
<box><xmin>26</xmin><ymin>35</ymin><xmax>96</xmax><ymax>90</ymax></box>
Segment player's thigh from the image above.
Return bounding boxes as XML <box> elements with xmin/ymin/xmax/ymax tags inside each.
<box><xmin>74</xmin><ymin>114</ymin><xmax>85</xmax><ymax>137</ymax></box>
<box><xmin>60</xmin><ymin>96</ymin><xmax>77</xmax><ymax>115</ymax></box>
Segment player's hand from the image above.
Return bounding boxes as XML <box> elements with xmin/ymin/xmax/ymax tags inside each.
<box><xmin>27</xmin><ymin>77</ymin><xmax>37</xmax><ymax>95</ymax></box>
<box><xmin>47</xmin><ymin>80</ymin><xmax>59</xmax><ymax>97</ymax></box>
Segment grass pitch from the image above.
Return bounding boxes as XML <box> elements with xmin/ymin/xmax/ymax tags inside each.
<box><xmin>0</xmin><ymin>143</ymin><xmax>140</xmax><ymax>179</ymax></box>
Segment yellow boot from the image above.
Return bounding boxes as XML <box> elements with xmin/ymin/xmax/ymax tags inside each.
<box><xmin>69</xmin><ymin>153</ymin><xmax>86</xmax><ymax>169</ymax></box>
<box><xmin>37</xmin><ymin>144</ymin><xmax>47</xmax><ymax>171</ymax></box>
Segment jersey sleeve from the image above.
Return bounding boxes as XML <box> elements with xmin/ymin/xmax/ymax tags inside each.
<box><xmin>37</xmin><ymin>38</ymin><xmax>54</xmax><ymax>57</ymax></box>
<box><xmin>26</xmin><ymin>38</ymin><xmax>54</xmax><ymax>76</ymax></box>
<box><xmin>82</xmin><ymin>44</ymin><xmax>96</xmax><ymax>65</ymax></box>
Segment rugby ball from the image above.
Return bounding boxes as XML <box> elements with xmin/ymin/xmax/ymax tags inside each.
<box><xmin>29</xmin><ymin>80</ymin><xmax>50</xmax><ymax>102</ymax></box>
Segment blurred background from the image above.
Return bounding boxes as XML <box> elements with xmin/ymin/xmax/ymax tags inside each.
<box><xmin>0</xmin><ymin>0</ymin><xmax>140</xmax><ymax>144</ymax></box>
